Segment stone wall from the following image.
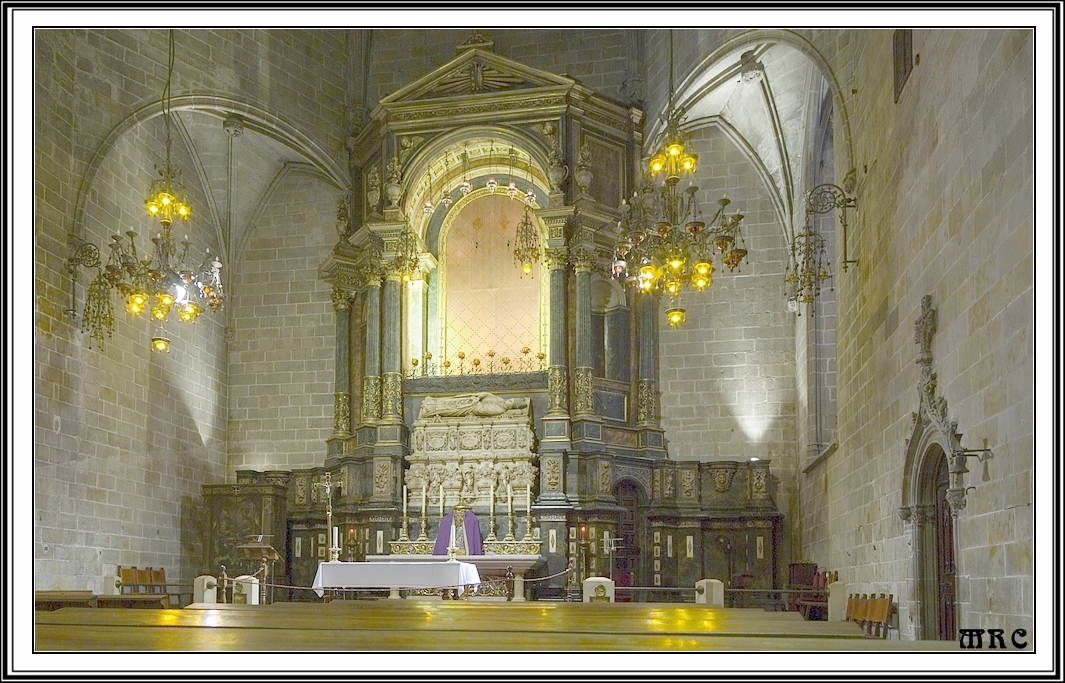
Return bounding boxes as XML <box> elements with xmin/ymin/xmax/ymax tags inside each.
<box><xmin>656</xmin><ymin>124</ymin><xmax>799</xmax><ymax>567</ymax></box>
<box><xmin>226</xmin><ymin>170</ymin><xmax>339</xmax><ymax>476</ymax></box>
<box><xmin>800</xmin><ymin>28</ymin><xmax>1034</xmax><ymax>637</ymax></box>
<box><xmin>32</xmin><ymin>28</ymin><xmax>348</xmax><ymax>590</ymax></box>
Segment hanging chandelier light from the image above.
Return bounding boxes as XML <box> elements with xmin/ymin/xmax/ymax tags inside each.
<box><xmin>506</xmin><ymin>147</ymin><xmax>520</xmax><ymax>199</ymax></box>
<box><xmin>66</xmin><ymin>29</ymin><xmax>224</xmax><ymax>352</ymax></box>
<box><xmin>392</xmin><ymin>218</ymin><xmax>421</xmax><ymax>282</ymax></box>
<box><xmin>439</xmin><ymin>152</ymin><xmax>453</xmax><ymax>207</ymax></box>
<box><xmin>459</xmin><ymin>144</ymin><xmax>473</xmax><ymax>196</ymax></box>
<box><xmin>513</xmin><ymin>205</ymin><xmax>541</xmax><ymax>276</ymax></box>
<box><xmin>423</xmin><ymin>170</ymin><xmax>435</xmax><ymax>215</ymax></box>
<box><xmin>784</xmin><ymin>182</ymin><xmax>856</xmax><ymax>312</ymax></box>
<box><xmin>485</xmin><ymin>142</ymin><xmax>498</xmax><ymax>193</ymax></box>
<box><xmin>524</xmin><ymin>150</ymin><xmax>537</xmax><ymax>206</ymax></box>
<box><xmin>612</xmin><ymin>30</ymin><xmax>748</xmax><ymax>328</ymax></box>
<box><xmin>784</xmin><ymin>221</ymin><xmax>831</xmax><ymax>314</ymax></box>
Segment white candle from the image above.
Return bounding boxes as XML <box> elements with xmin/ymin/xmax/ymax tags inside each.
<box><xmin>422</xmin><ymin>484</ymin><xmax>427</xmax><ymax>514</ymax></box>
<box><xmin>402</xmin><ymin>485</ymin><xmax>408</xmax><ymax>517</ymax></box>
<box><xmin>449</xmin><ymin>520</ymin><xmax>456</xmax><ymax>549</ymax></box>
<box><xmin>332</xmin><ymin>526</ymin><xmax>338</xmax><ymax>548</ymax></box>
<box><xmin>490</xmin><ymin>484</ymin><xmax>494</xmax><ymax>512</ymax></box>
<box><xmin>527</xmin><ymin>485</ymin><xmax>532</xmax><ymax>515</ymax></box>
<box><xmin>440</xmin><ymin>485</ymin><xmax>445</xmax><ymax>517</ymax></box>
<box><xmin>507</xmin><ymin>484</ymin><xmax>513</xmax><ymax>514</ymax></box>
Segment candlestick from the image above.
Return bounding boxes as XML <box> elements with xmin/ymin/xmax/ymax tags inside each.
<box><xmin>402</xmin><ymin>484</ymin><xmax>408</xmax><ymax>517</ymax></box>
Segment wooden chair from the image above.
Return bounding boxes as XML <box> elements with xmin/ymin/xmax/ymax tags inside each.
<box><xmin>118</xmin><ymin>566</ymin><xmax>135</xmax><ymax>591</ymax></box>
<box><xmin>786</xmin><ymin>562</ymin><xmax>818</xmax><ymax>612</ymax></box>
<box><xmin>865</xmin><ymin>593</ymin><xmax>893</xmax><ymax>638</ymax></box>
<box><xmin>846</xmin><ymin>593</ymin><xmax>868</xmax><ymax>627</ymax></box>
<box><xmin>150</xmin><ymin>568</ymin><xmax>166</xmax><ymax>594</ymax></box>
<box><xmin>795</xmin><ymin>570</ymin><xmax>829</xmax><ymax>620</ymax></box>
<box><xmin>731</xmin><ymin>573</ymin><xmax>754</xmax><ymax>608</ymax></box>
<box><xmin>611</xmin><ymin>570</ymin><xmax>633</xmax><ymax>603</ymax></box>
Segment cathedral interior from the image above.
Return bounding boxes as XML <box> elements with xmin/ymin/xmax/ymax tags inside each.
<box><xmin>25</xmin><ymin>21</ymin><xmax>1041</xmax><ymax>664</ymax></box>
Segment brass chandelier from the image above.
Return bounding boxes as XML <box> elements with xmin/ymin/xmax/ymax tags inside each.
<box><xmin>66</xmin><ymin>29</ymin><xmax>224</xmax><ymax>352</ymax></box>
<box><xmin>612</xmin><ymin>31</ymin><xmax>748</xmax><ymax>328</ymax></box>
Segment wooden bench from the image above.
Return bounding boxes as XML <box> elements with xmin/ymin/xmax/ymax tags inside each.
<box><xmin>846</xmin><ymin>593</ymin><xmax>894</xmax><ymax>638</ymax></box>
<box><xmin>95</xmin><ymin>594</ymin><xmax>170</xmax><ymax>609</ymax></box>
<box><xmin>35</xmin><ymin>590</ymin><xmax>97</xmax><ymax>611</ymax></box>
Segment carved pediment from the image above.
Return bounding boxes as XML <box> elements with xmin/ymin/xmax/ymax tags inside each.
<box><xmin>379</xmin><ymin>49</ymin><xmax>577</xmax><ymax>107</ymax></box>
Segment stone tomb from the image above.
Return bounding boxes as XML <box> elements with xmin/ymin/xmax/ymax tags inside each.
<box><xmin>404</xmin><ymin>392</ymin><xmax>537</xmax><ymax>515</ymax></box>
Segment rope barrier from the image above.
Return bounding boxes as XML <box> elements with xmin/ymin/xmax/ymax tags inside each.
<box><xmin>217</xmin><ymin>562</ymin><xmax>576</xmax><ymax>598</ymax></box>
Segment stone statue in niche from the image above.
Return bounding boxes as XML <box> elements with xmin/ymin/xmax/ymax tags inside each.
<box><xmin>419</xmin><ymin>392</ymin><xmax>530</xmax><ymax>419</ymax></box>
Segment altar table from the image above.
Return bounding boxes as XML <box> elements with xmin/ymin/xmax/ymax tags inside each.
<box><xmin>312</xmin><ymin>561</ymin><xmax>480</xmax><ymax>599</ymax></box>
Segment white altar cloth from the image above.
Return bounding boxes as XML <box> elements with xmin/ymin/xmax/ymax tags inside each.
<box><xmin>312</xmin><ymin>561</ymin><xmax>480</xmax><ymax>598</ymax></box>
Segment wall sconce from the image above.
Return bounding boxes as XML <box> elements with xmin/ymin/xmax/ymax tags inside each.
<box><xmin>946</xmin><ymin>439</ymin><xmax>993</xmax><ymax>513</ymax></box>
<box><xmin>951</xmin><ymin>438</ymin><xmax>994</xmax><ymax>483</ymax></box>
<box><xmin>803</xmin><ymin>183</ymin><xmax>857</xmax><ymax>272</ymax></box>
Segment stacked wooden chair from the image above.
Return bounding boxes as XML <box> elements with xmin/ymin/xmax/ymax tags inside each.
<box><xmin>846</xmin><ymin>593</ymin><xmax>894</xmax><ymax>638</ymax></box>
<box><xmin>118</xmin><ymin>566</ymin><xmax>166</xmax><ymax>594</ymax></box>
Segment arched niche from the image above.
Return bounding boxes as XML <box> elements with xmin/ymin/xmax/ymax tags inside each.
<box><xmin>429</xmin><ymin>189</ymin><xmax>548</xmax><ymax>366</ymax></box>
<box><xmin>590</xmin><ymin>275</ymin><xmax>631</xmax><ymax>382</ymax></box>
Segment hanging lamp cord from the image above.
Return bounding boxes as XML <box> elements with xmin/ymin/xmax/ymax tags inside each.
<box><xmin>163</xmin><ymin>29</ymin><xmax>175</xmax><ymax>164</ymax></box>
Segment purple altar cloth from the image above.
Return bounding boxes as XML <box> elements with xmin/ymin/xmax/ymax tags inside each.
<box><xmin>432</xmin><ymin>510</ymin><xmax>483</xmax><ymax>555</ymax></box>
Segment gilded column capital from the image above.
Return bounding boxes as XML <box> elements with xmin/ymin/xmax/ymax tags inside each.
<box><xmin>361</xmin><ymin>269</ymin><xmax>383</xmax><ymax>289</ymax></box>
<box><xmin>543</xmin><ymin>247</ymin><xmax>570</xmax><ymax>271</ymax></box>
<box><xmin>570</xmin><ymin>246</ymin><xmax>597</xmax><ymax>273</ymax></box>
<box><xmin>331</xmin><ymin>286</ymin><xmax>353</xmax><ymax>311</ymax></box>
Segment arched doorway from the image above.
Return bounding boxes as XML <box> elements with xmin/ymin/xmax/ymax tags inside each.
<box><xmin>917</xmin><ymin>443</ymin><xmax>956</xmax><ymax>640</ymax></box>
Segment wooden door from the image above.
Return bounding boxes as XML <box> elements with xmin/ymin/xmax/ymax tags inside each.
<box><xmin>614</xmin><ymin>481</ymin><xmax>640</xmax><ymax>582</ymax></box>
<box><xmin>933</xmin><ymin>454</ymin><xmax>956</xmax><ymax>639</ymax></box>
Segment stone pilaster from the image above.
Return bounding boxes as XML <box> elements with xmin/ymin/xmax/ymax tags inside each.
<box><xmin>636</xmin><ymin>292</ymin><xmax>659</xmax><ymax>427</ymax></box>
<box><xmin>360</xmin><ymin>273</ymin><xmax>382</xmax><ymax>426</ymax></box>
<box><xmin>572</xmin><ymin>250</ymin><xmax>596</xmax><ymax>417</ymax></box>
<box><xmin>380</xmin><ymin>274</ymin><xmax>403</xmax><ymax>424</ymax></box>
<box><xmin>544</xmin><ymin>247</ymin><xmax>570</xmax><ymax>419</ymax></box>
<box><xmin>330</xmin><ymin>287</ymin><xmax>352</xmax><ymax>437</ymax></box>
